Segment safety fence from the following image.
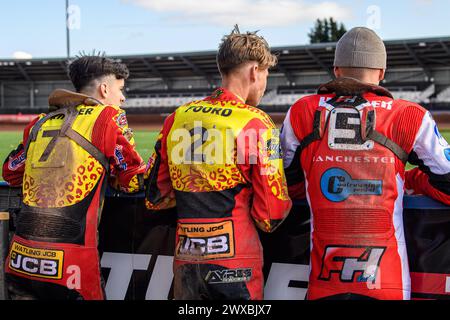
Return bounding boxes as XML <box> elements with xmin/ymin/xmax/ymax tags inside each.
<box><xmin>1</xmin><ymin>182</ymin><xmax>449</xmax><ymax>300</ymax></box>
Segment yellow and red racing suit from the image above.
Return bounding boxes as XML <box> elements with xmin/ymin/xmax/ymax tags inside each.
<box><xmin>281</xmin><ymin>78</ymin><xmax>450</xmax><ymax>300</ymax></box>
<box><xmin>145</xmin><ymin>88</ymin><xmax>292</xmax><ymax>300</ymax></box>
<box><xmin>2</xmin><ymin>90</ymin><xmax>146</xmax><ymax>300</ymax></box>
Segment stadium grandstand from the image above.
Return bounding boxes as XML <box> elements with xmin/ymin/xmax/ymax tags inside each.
<box><xmin>0</xmin><ymin>36</ymin><xmax>449</xmax><ymax>116</ymax></box>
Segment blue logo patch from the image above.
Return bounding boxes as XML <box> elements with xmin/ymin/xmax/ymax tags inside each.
<box><xmin>8</xmin><ymin>152</ymin><xmax>26</xmax><ymax>171</ymax></box>
<box><xmin>114</xmin><ymin>146</ymin><xmax>127</xmax><ymax>171</ymax></box>
<box><xmin>434</xmin><ymin>124</ymin><xmax>442</xmax><ymax>139</ymax></box>
<box><xmin>320</xmin><ymin>168</ymin><xmax>382</xmax><ymax>202</ymax></box>
<box><xmin>435</xmin><ymin>125</ymin><xmax>448</xmax><ymax>147</ymax></box>
<box><xmin>445</xmin><ymin>149</ymin><xmax>450</xmax><ymax>161</ymax></box>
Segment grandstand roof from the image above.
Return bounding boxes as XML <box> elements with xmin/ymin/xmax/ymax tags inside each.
<box><xmin>1</xmin><ymin>36</ymin><xmax>449</xmax><ymax>84</ymax></box>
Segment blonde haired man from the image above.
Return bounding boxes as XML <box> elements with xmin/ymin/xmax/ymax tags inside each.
<box><xmin>144</xmin><ymin>26</ymin><xmax>292</xmax><ymax>300</ymax></box>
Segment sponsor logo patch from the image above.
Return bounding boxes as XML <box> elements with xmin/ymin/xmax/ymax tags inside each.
<box><xmin>445</xmin><ymin>148</ymin><xmax>450</xmax><ymax>161</ymax></box>
<box><xmin>205</xmin><ymin>268</ymin><xmax>252</xmax><ymax>284</ymax></box>
<box><xmin>320</xmin><ymin>168</ymin><xmax>382</xmax><ymax>202</ymax></box>
<box><xmin>319</xmin><ymin>245</ymin><xmax>386</xmax><ymax>284</ymax></box>
<box><xmin>266</xmin><ymin>135</ymin><xmax>282</xmax><ymax>160</ymax></box>
<box><xmin>8</xmin><ymin>152</ymin><xmax>26</xmax><ymax>171</ymax></box>
<box><xmin>435</xmin><ymin>125</ymin><xmax>449</xmax><ymax>147</ymax></box>
<box><xmin>116</xmin><ymin>112</ymin><xmax>128</xmax><ymax>127</ymax></box>
<box><xmin>9</xmin><ymin>242</ymin><xmax>64</xmax><ymax>280</ymax></box>
<box><xmin>114</xmin><ymin>145</ymin><xmax>127</xmax><ymax>171</ymax></box>
<box><xmin>176</xmin><ymin>221</ymin><xmax>235</xmax><ymax>260</ymax></box>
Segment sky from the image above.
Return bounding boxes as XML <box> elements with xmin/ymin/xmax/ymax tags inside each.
<box><xmin>0</xmin><ymin>0</ymin><xmax>449</xmax><ymax>59</ymax></box>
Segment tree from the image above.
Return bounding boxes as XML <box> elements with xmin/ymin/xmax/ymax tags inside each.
<box><xmin>338</xmin><ymin>23</ymin><xmax>347</xmax><ymax>38</ymax></box>
<box><xmin>322</xmin><ymin>18</ymin><xmax>330</xmax><ymax>42</ymax></box>
<box><xmin>308</xmin><ymin>19</ymin><xmax>322</xmax><ymax>44</ymax></box>
<box><xmin>308</xmin><ymin>18</ymin><xmax>347</xmax><ymax>43</ymax></box>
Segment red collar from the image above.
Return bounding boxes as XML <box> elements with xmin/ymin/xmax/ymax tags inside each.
<box><xmin>205</xmin><ymin>87</ymin><xmax>245</xmax><ymax>104</ymax></box>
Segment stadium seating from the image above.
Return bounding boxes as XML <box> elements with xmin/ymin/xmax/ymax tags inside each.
<box><xmin>123</xmin><ymin>85</ymin><xmax>436</xmax><ymax>109</ymax></box>
<box><xmin>263</xmin><ymin>93</ymin><xmax>310</xmax><ymax>106</ymax></box>
<box><xmin>124</xmin><ymin>96</ymin><xmax>204</xmax><ymax>108</ymax></box>
<box><xmin>437</xmin><ymin>86</ymin><xmax>450</xmax><ymax>103</ymax></box>
<box><xmin>1</xmin><ymin>36</ymin><xmax>448</xmax><ymax>114</ymax></box>
<box><xmin>390</xmin><ymin>84</ymin><xmax>435</xmax><ymax>103</ymax></box>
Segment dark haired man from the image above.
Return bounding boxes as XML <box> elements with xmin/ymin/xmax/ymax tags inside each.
<box><xmin>2</xmin><ymin>55</ymin><xmax>145</xmax><ymax>300</ymax></box>
<box><xmin>67</xmin><ymin>55</ymin><xmax>129</xmax><ymax>103</ymax></box>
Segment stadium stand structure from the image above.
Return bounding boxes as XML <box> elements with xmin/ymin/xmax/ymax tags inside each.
<box><xmin>437</xmin><ymin>86</ymin><xmax>450</xmax><ymax>102</ymax></box>
<box><xmin>0</xmin><ymin>36</ymin><xmax>449</xmax><ymax>114</ymax></box>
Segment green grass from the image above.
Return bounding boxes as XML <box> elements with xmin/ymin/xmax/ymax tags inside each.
<box><xmin>0</xmin><ymin>131</ymin><xmax>24</xmax><ymax>166</ymax></box>
<box><xmin>133</xmin><ymin>131</ymin><xmax>160</xmax><ymax>161</ymax></box>
<box><xmin>2</xmin><ymin>130</ymin><xmax>450</xmax><ymax>181</ymax></box>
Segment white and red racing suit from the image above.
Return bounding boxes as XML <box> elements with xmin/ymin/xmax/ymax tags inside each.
<box><xmin>2</xmin><ymin>90</ymin><xmax>146</xmax><ymax>300</ymax></box>
<box><xmin>145</xmin><ymin>87</ymin><xmax>292</xmax><ymax>300</ymax></box>
<box><xmin>281</xmin><ymin>78</ymin><xmax>450</xmax><ymax>300</ymax></box>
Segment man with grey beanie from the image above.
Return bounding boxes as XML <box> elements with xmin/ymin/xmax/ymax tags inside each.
<box><xmin>281</xmin><ymin>27</ymin><xmax>450</xmax><ymax>300</ymax></box>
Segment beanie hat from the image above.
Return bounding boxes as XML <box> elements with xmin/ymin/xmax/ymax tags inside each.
<box><xmin>334</xmin><ymin>27</ymin><xmax>387</xmax><ymax>69</ymax></box>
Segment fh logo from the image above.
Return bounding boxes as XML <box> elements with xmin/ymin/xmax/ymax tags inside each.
<box><xmin>319</xmin><ymin>246</ymin><xmax>386</xmax><ymax>288</ymax></box>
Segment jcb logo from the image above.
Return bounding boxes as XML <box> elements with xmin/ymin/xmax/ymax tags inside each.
<box><xmin>10</xmin><ymin>252</ymin><xmax>59</xmax><ymax>277</ymax></box>
<box><xmin>8</xmin><ymin>242</ymin><xmax>64</xmax><ymax>280</ymax></box>
<box><xmin>319</xmin><ymin>246</ymin><xmax>386</xmax><ymax>284</ymax></box>
<box><xmin>177</xmin><ymin>235</ymin><xmax>231</xmax><ymax>260</ymax></box>
<box><xmin>176</xmin><ymin>221</ymin><xmax>235</xmax><ymax>260</ymax></box>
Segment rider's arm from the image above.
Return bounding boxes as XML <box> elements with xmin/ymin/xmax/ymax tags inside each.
<box><xmin>239</xmin><ymin>118</ymin><xmax>292</xmax><ymax>233</ymax></box>
<box><xmin>281</xmin><ymin>106</ymin><xmax>307</xmax><ymax>200</ymax></box>
<box><xmin>144</xmin><ymin>113</ymin><xmax>176</xmax><ymax>210</ymax></box>
<box><xmin>405</xmin><ymin>111</ymin><xmax>450</xmax><ymax>205</ymax></box>
<box><xmin>104</xmin><ymin>108</ymin><xmax>146</xmax><ymax>193</ymax></box>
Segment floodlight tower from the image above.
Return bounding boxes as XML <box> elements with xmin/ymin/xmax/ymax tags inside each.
<box><xmin>66</xmin><ymin>0</ymin><xmax>70</xmax><ymax>59</ymax></box>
